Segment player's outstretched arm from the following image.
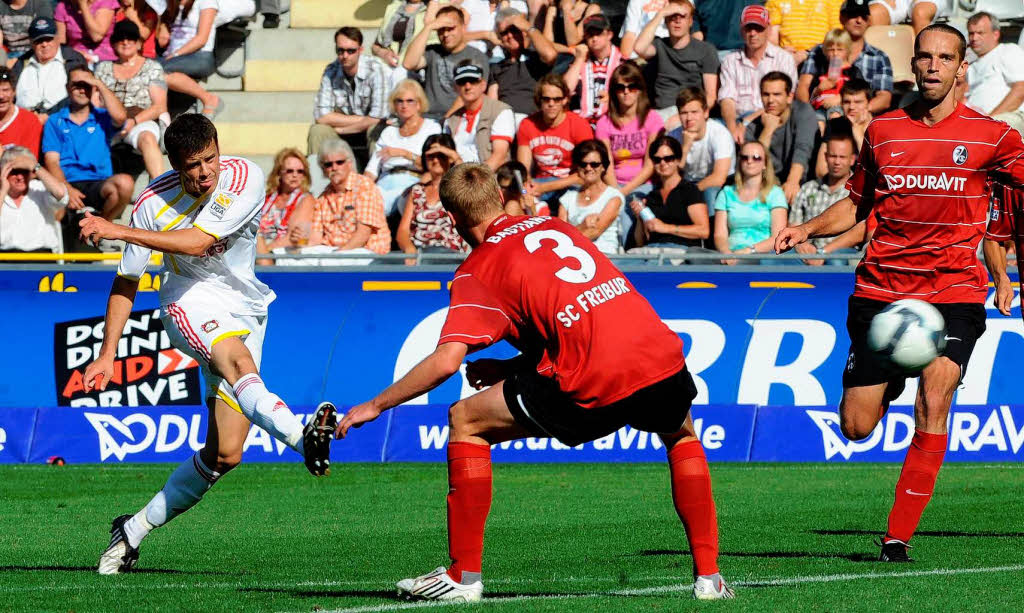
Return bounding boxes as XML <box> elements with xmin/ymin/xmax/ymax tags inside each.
<box><xmin>336</xmin><ymin>342</ymin><xmax>469</xmax><ymax>439</ymax></box>
<box><xmin>775</xmin><ymin>196</ymin><xmax>858</xmax><ymax>253</ymax></box>
<box><xmin>983</xmin><ymin>238</ymin><xmax>1014</xmax><ymax>316</ymax></box>
<box><xmin>80</xmin><ymin>212</ymin><xmax>217</xmax><ymax>257</ymax></box>
<box><xmin>83</xmin><ymin>276</ymin><xmax>140</xmax><ymax>392</ymax></box>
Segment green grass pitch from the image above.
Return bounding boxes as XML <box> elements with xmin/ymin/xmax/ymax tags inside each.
<box><xmin>2</xmin><ymin>462</ymin><xmax>1024</xmax><ymax>612</ymax></box>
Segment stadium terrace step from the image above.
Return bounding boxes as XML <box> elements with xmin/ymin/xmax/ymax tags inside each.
<box><xmin>291</xmin><ymin>0</ymin><xmax>388</xmax><ymax>29</ymax></box>
<box><xmin>246</xmin><ymin>27</ymin><xmax>339</xmax><ymax>62</ymax></box>
<box><xmin>215</xmin><ymin>121</ymin><xmax>310</xmax><ymax>155</ymax></box>
<box><xmin>244</xmin><ymin>60</ymin><xmax>327</xmax><ymax>92</ymax></box>
<box><xmin>213</xmin><ymin>92</ymin><xmax>315</xmax><ymax>123</ymax></box>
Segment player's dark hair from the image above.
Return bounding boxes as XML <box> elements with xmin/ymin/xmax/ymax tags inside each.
<box><xmin>334</xmin><ymin>26</ymin><xmax>363</xmax><ymax>46</ymax></box>
<box><xmin>164</xmin><ymin>113</ymin><xmax>219</xmax><ymax>168</ymax></box>
<box><xmin>439</xmin><ymin>163</ymin><xmax>503</xmax><ymax>225</ymax></box>
<box><xmin>761</xmin><ymin>70</ymin><xmax>793</xmax><ymax>94</ymax></box>
<box><xmin>571</xmin><ymin>139</ymin><xmax>610</xmax><ymax>170</ymax></box>
<box><xmin>916</xmin><ymin>23</ymin><xmax>967</xmax><ymax>63</ymax></box>
<box><xmin>675</xmin><ymin>86</ymin><xmax>707</xmax><ymax>111</ymax></box>
<box><xmin>840</xmin><ymin>77</ymin><xmax>871</xmax><ymax>99</ymax></box>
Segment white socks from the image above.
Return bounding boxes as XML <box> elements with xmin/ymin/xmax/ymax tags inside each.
<box><xmin>232</xmin><ymin>373</ymin><xmax>304</xmax><ymax>454</ymax></box>
<box><xmin>123</xmin><ymin>453</ymin><xmax>220</xmax><ymax>548</ymax></box>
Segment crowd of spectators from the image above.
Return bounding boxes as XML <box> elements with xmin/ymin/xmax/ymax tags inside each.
<box><xmin>3</xmin><ymin>0</ymin><xmax>1023</xmax><ymax>265</ymax></box>
<box><xmin>289</xmin><ymin>0</ymin><xmax>1024</xmax><ymax>266</ymax></box>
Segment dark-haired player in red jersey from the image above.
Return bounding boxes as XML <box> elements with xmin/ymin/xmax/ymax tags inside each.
<box><xmin>336</xmin><ymin>162</ymin><xmax>732</xmax><ymax>602</ymax></box>
<box><xmin>776</xmin><ymin>23</ymin><xmax>1024</xmax><ymax>562</ymax></box>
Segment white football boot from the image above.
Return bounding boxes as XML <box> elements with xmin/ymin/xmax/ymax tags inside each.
<box><xmin>97</xmin><ymin>514</ymin><xmax>139</xmax><ymax>575</ymax></box>
<box><xmin>396</xmin><ymin>566</ymin><xmax>483</xmax><ymax>602</ymax></box>
<box><xmin>693</xmin><ymin>574</ymin><xmax>735</xmax><ymax>600</ymax></box>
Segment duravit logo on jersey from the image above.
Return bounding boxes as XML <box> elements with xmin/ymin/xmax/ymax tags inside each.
<box><xmin>807</xmin><ymin>407</ymin><xmax>1024</xmax><ymax>460</ymax></box>
<box><xmin>882</xmin><ymin>172</ymin><xmax>967</xmax><ymax>192</ymax></box>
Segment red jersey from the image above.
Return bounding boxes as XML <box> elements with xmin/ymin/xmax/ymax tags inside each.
<box><xmin>846</xmin><ymin>103</ymin><xmax>1024</xmax><ymax>304</ymax></box>
<box><xmin>986</xmin><ymin>180</ymin><xmax>1024</xmax><ymax>261</ymax></box>
<box><xmin>516</xmin><ymin>111</ymin><xmax>594</xmax><ymax>179</ymax></box>
<box><xmin>0</xmin><ymin>107</ymin><xmax>42</xmax><ymax>158</ymax></box>
<box><xmin>437</xmin><ymin>215</ymin><xmax>685</xmax><ymax>409</ymax></box>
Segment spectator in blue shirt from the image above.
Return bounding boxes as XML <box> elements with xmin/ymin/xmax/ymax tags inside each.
<box><xmin>42</xmin><ymin>62</ymin><xmax>132</xmax><ymax>224</ymax></box>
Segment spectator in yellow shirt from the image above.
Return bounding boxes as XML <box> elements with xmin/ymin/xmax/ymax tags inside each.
<box><xmin>766</xmin><ymin>0</ymin><xmax>843</xmax><ymax>65</ymax></box>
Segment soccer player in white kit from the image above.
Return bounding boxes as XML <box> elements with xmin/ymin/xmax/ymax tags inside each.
<box><xmin>79</xmin><ymin>114</ymin><xmax>337</xmax><ymax>575</ymax></box>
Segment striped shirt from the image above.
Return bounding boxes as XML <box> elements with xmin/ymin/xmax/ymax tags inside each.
<box><xmin>118</xmin><ymin>156</ymin><xmax>276</xmax><ymax>315</ymax></box>
<box><xmin>802</xmin><ymin>41</ymin><xmax>893</xmax><ymax>94</ymax></box>
<box><xmin>846</xmin><ymin>103</ymin><xmax>1024</xmax><ymax>303</ymax></box>
<box><xmin>766</xmin><ymin>0</ymin><xmax>842</xmax><ymax>52</ymax></box>
<box><xmin>718</xmin><ymin>44</ymin><xmax>800</xmax><ymax>115</ymax></box>
<box><xmin>313</xmin><ymin>55</ymin><xmax>388</xmax><ymax>121</ymax></box>
<box><xmin>312</xmin><ymin>173</ymin><xmax>391</xmax><ymax>255</ymax></box>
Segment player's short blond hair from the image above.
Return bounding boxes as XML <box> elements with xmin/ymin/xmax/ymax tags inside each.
<box><xmin>439</xmin><ymin>163</ymin><xmax>503</xmax><ymax>226</ymax></box>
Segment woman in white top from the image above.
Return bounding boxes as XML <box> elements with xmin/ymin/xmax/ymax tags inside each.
<box><xmin>156</xmin><ymin>0</ymin><xmax>222</xmax><ymax>118</ymax></box>
<box><xmin>0</xmin><ymin>146</ymin><xmax>70</xmax><ymax>253</ymax></box>
<box><xmin>364</xmin><ymin>79</ymin><xmax>440</xmax><ymax>217</ymax></box>
<box><xmin>557</xmin><ymin>138</ymin><xmax>622</xmax><ymax>253</ymax></box>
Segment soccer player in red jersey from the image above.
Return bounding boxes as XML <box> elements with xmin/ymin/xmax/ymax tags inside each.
<box><xmin>336</xmin><ymin>163</ymin><xmax>733</xmax><ymax>601</ymax></box>
<box><xmin>776</xmin><ymin>24</ymin><xmax>1024</xmax><ymax>562</ymax></box>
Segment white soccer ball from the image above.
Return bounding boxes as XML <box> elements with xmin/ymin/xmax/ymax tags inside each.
<box><xmin>867</xmin><ymin>299</ymin><xmax>947</xmax><ymax>372</ymax></box>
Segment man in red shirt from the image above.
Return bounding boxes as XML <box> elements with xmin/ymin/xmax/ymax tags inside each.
<box><xmin>776</xmin><ymin>24</ymin><xmax>1024</xmax><ymax>562</ymax></box>
<box><xmin>0</xmin><ymin>67</ymin><xmax>42</xmax><ymax>157</ymax></box>
<box><xmin>337</xmin><ymin>163</ymin><xmax>732</xmax><ymax>602</ymax></box>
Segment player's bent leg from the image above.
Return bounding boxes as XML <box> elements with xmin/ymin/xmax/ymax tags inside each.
<box><xmin>98</xmin><ymin>398</ymin><xmax>248</xmax><ymax>575</ymax></box>
<box><xmin>839</xmin><ymin>383</ymin><xmax>891</xmax><ymax>441</ymax></box>
<box><xmin>882</xmin><ymin>357</ymin><xmax>957</xmax><ymax>559</ymax></box>
<box><xmin>659</xmin><ymin>417</ymin><xmax>733</xmax><ymax>600</ymax></box>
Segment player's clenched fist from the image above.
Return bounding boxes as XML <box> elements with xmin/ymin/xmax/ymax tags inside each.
<box><xmin>79</xmin><ymin>211</ymin><xmax>119</xmax><ymax>247</ymax></box>
<box><xmin>335</xmin><ymin>401</ymin><xmax>382</xmax><ymax>439</ymax></box>
<box><xmin>774</xmin><ymin>225</ymin><xmax>808</xmax><ymax>254</ymax></box>
<box><xmin>83</xmin><ymin>355</ymin><xmax>115</xmax><ymax>392</ymax></box>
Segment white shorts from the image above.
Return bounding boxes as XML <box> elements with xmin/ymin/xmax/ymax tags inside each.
<box><xmin>113</xmin><ymin>120</ymin><xmax>161</xmax><ymax>151</ymax></box>
<box><xmin>160</xmin><ymin>299</ymin><xmax>266</xmax><ymax>413</ymax></box>
<box><xmin>869</xmin><ymin>0</ymin><xmax>949</xmax><ymax>24</ymax></box>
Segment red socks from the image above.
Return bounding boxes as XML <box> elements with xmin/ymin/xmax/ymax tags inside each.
<box><xmin>668</xmin><ymin>440</ymin><xmax>719</xmax><ymax>577</ymax></box>
<box><xmin>446</xmin><ymin>442</ymin><xmax>492</xmax><ymax>583</ymax></box>
<box><xmin>886</xmin><ymin>430</ymin><xmax>947</xmax><ymax>544</ymax></box>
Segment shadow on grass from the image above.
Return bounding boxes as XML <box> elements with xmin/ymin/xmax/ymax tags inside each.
<box><xmin>811</xmin><ymin>529</ymin><xmax>1024</xmax><ymax>538</ymax></box>
<box><xmin>0</xmin><ymin>565</ymin><xmax>234</xmax><ymax>575</ymax></box>
<box><xmin>634</xmin><ymin>549</ymin><xmax>876</xmax><ymax>562</ymax></box>
<box><xmin>240</xmin><ymin>587</ymin><xmax>593</xmax><ymax>601</ymax></box>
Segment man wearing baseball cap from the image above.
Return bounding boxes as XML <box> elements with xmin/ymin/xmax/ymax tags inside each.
<box><xmin>445</xmin><ymin>60</ymin><xmax>515</xmax><ymax>170</ymax></box>
<box><xmin>12</xmin><ymin>17</ymin><xmax>88</xmax><ymax>124</ymax></box>
<box><xmin>798</xmin><ymin>0</ymin><xmax>894</xmax><ymax>114</ymax></box>
<box><xmin>718</xmin><ymin>5</ymin><xmax>799</xmax><ymax>144</ymax></box>
<box><xmin>766</xmin><ymin>0</ymin><xmax>843</xmax><ymax>65</ymax></box>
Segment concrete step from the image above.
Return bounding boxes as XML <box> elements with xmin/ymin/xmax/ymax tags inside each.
<box><xmin>244</xmin><ymin>59</ymin><xmax>325</xmax><ymax>91</ymax></box>
<box><xmin>214</xmin><ymin>91</ymin><xmax>314</xmax><ymax>123</ymax></box>
<box><xmin>247</xmin><ymin>27</ymin><xmax>338</xmax><ymax>61</ymax></box>
<box><xmin>216</xmin><ymin>121</ymin><xmax>309</xmax><ymax>155</ymax></box>
<box><xmin>207</xmin><ymin>73</ymin><xmax>243</xmax><ymax>91</ymax></box>
<box><xmin>292</xmin><ymin>0</ymin><xmax>387</xmax><ymax>29</ymax></box>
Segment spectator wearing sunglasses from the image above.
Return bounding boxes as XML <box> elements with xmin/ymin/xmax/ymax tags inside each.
<box><xmin>557</xmin><ymin>139</ymin><xmax>623</xmax><ymax>254</ymax></box>
<box><xmin>445</xmin><ymin>60</ymin><xmax>513</xmax><ymax>171</ymax></box>
<box><xmin>307</xmin><ymin>138</ymin><xmax>391</xmax><ymax>258</ymax></box>
<box><xmin>41</xmin><ymin>62</ymin><xmax>132</xmax><ymax>250</ymax></box>
<box><xmin>516</xmin><ymin>73</ymin><xmax>593</xmax><ymax>211</ymax></box>
<box><xmin>13</xmin><ymin>16</ymin><xmax>87</xmax><ymax>123</ymax></box>
<box><xmin>713</xmin><ymin>140</ymin><xmax>788</xmax><ymax>263</ymax></box>
<box><xmin>0</xmin><ymin>144</ymin><xmax>69</xmax><ymax>254</ymax></box>
<box><xmin>256</xmin><ymin>147</ymin><xmax>316</xmax><ymax>264</ymax></box>
<box><xmin>595</xmin><ymin>62</ymin><xmax>663</xmax><ymax>201</ymax></box>
<box><xmin>0</xmin><ymin>66</ymin><xmax>43</xmax><ymax>156</ymax></box>
<box><xmin>628</xmin><ymin>135</ymin><xmax>710</xmax><ymax>255</ymax></box>
<box><xmin>668</xmin><ymin>86</ymin><xmax>734</xmax><ymax>209</ymax></box>
<box><xmin>309</xmin><ymin>26</ymin><xmax>387</xmax><ymax>170</ymax></box>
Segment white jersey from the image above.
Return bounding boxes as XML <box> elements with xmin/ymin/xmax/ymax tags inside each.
<box><xmin>117</xmin><ymin>156</ymin><xmax>276</xmax><ymax>315</ymax></box>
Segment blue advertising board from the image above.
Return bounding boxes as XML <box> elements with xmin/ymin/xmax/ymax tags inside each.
<box><xmin>1</xmin><ymin>267</ymin><xmax>1023</xmax><ymax>463</ymax></box>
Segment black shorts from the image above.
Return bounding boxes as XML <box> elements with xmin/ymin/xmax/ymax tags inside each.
<box><xmin>503</xmin><ymin>366</ymin><xmax>698</xmax><ymax>447</ymax></box>
<box><xmin>70</xmin><ymin>180</ymin><xmax>109</xmax><ymax>211</ymax></box>
<box><xmin>843</xmin><ymin>296</ymin><xmax>986</xmax><ymax>393</ymax></box>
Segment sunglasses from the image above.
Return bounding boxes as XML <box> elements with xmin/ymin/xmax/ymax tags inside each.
<box><xmin>539</xmin><ymin>95</ymin><xmax>565</xmax><ymax>103</ymax></box>
<box><xmin>578</xmin><ymin>161</ymin><xmax>603</xmax><ymax>169</ymax></box>
<box><xmin>321</xmin><ymin>158</ymin><xmax>349</xmax><ymax>169</ymax></box>
<box><xmin>281</xmin><ymin>168</ymin><xmax>305</xmax><ymax>175</ymax></box>
<box><xmin>498</xmin><ymin>26</ymin><xmax>519</xmax><ymax>36</ymax></box>
<box><xmin>612</xmin><ymin>83</ymin><xmax>642</xmax><ymax>93</ymax></box>
<box><xmin>740</xmin><ymin>154</ymin><xmax>764</xmax><ymax>162</ymax></box>
<box><xmin>425</xmin><ymin>153</ymin><xmax>447</xmax><ymax>162</ymax></box>
<box><xmin>651</xmin><ymin>154</ymin><xmax>678</xmax><ymax>164</ymax></box>
<box><xmin>336</xmin><ymin>46</ymin><xmax>359</xmax><ymax>56</ymax></box>
<box><xmin>394</xmin><ymin>98</ymin><xmax>418</xmax><ymax>105</ymax></box>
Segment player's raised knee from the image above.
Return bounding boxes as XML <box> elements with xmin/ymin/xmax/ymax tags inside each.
<box><xmin>840</xmin><ymin>409</ymin><xmax>879</xmax><ymax>441</ymax></box>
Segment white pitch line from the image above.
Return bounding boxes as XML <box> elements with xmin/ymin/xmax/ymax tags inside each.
<box><xmin>309</xmin><ymin>564</ymin><xmax>1024</xmax><ymax>613</ymax></box>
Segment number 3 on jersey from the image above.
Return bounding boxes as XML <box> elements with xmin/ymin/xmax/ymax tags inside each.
<box><xmin>523</xmin><ymin>229</ymin><xmax>596</xmax><ymax>284</ymax></box>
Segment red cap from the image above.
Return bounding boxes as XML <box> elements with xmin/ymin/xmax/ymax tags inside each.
<box><xmin>740</xmin><ymin>5</ymin><xmax>770</xmax><ymax>29</ymax></box>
